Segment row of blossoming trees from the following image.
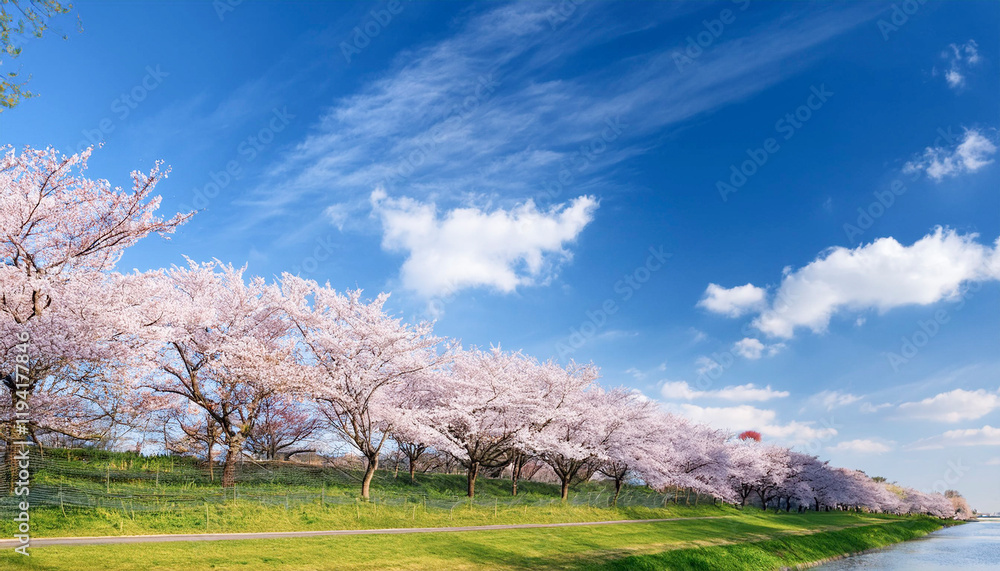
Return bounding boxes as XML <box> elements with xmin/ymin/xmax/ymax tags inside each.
<box><xmin>0</xmin><ymin>147</ymin><xmax>964</xmax><ymax>518</ymax></box>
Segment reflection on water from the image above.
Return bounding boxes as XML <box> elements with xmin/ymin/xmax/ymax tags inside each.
<box><xmin>814</xmin><ymin>520</ymin><xmax>1000</xmax><ymax>570</ymax></box>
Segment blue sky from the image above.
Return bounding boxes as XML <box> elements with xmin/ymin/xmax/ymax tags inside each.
<box><xmin>2</xmin><ymin>1</ymin><xmax>998</xmax><ymax>510</ymax></box>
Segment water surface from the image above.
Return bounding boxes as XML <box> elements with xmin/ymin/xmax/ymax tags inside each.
<box><xmin>813</xmin><ymin>519</ymin><xmax>999</xmax><ymax>570</ymax></box>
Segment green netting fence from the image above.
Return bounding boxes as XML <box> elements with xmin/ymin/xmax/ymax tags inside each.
<box><xmin>0</xmin><ymin>448</ymin><xmax>715</xmax><ymax>516</ymax></box>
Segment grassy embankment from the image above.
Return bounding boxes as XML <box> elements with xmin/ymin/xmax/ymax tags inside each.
<box><xmin>0</xmin><ymin>448</ymin><xmax>957</xmax><ymax>570</ymax></box>
<box><xmin>0</xmin><ymin>448</ymin><xmax>722</xmax><ymax>537</ymax></box>
<box><xmin>0</xmin><ymin>512</ymin><xmax>954</xmax><ymax>570</ymax></box>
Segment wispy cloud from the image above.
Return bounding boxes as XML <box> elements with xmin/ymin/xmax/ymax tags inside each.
<box><xmin>245</xmin><ymin>2</ymin><xmax>879</xmax><ymax>224</ymax></box>
<box><xmin>660</xmin><ymin>380</ymin><xmax>789</xmax><ymax>402</ymax></box>
<box><xmin>829</xmin><ymin>439</ymin><xmax>893</xmax><ymax>454</ymax></box>
<box><xmin>904</xmin><ymin>128</ymin><xmax>996</xmax><ymax>181</ymax></box>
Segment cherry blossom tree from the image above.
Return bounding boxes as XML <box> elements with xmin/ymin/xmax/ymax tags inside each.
<box><xmin>424</xmin><ymin>347</ymin><xmax>538</xmax><ymax>498</ymax></box>
<box><xmin>281</xmin><ymin>275</ymin><xmax>445</xmax><ymax>500</ymax></box>
<box><xmin>531</xmin><ymin>368</ymin><xmax>608</xmax><ymax>501</ymax></box>
<box><xmin>141</xmin><ymin>260</ymin><xmax>294</xmax><ymax>488</ymax></box>
<box><xmin>245</xmin><ymin>395</ymin><xmax>320</xmax><ymax>461</ymax></box>
<box><xmin>0</xmin><ymin>145</ymin><xmax>188</xmax><ymax>489</ymax></box>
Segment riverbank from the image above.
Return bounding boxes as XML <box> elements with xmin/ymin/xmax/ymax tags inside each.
<box><xmin>0</xmin><ymin>511</ymin><xmax>952</xmax><ymax>570</ymax></box>
<box><xmin>602</xmin><ymin>516</ymin><xmax>959</xmax><ymax>570</ymax></box>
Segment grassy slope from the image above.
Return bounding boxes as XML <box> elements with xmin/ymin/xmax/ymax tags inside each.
<box><xmin>601</xmin><ymin>516</ymin><xmax>958</xmax><ymax>570</ymax></box>
<box><xmin>1</xmin><ymin>447</ymin><xmax>721</xmax><ymax>537</ymax></box>
<box><xmin>0</xmin><ymin>512</ymin><xmax>939</xmax><ymax>571</ymax></box>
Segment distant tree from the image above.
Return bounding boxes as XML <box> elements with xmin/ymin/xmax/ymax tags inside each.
<box><xmin>245</xmin><ymin>396</ymin><xmax>319</xmax><ymax>461</ymax></box>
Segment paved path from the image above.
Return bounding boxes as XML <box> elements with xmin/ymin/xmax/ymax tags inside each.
<box><xmin>0</xmin><ymin>516</ymin><xmax>725</xmax><ymax>547</ymax></box>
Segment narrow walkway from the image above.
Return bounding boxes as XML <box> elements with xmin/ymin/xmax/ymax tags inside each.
<box><xmin>0</xmin><ymin>516</ymin><xmax>725</xmax><ymax>547</ymax></box>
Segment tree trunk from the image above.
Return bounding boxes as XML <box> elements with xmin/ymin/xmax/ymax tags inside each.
<box><xmin>612</xmin><ymin>477</ymin><xmax>623</xmax><ymax>507</ymax></box>
<box><xmin>466</xmin><ymin>462</ymin><xmax>479</xmax><ymax>498</ymax></box>
<box><xmin>511</xmin><ymin>453</ymin><xmax>525</xmax><ymax>496</ymax></box>
<box><xmin>361</xmin><ymin>455</ymin><xmax>378</xmax><ymax>500</ymax></box>
<box><xmin>408</xmin><ymin>459</ymin><xmax>416</xmax><ymax>482</ymax></box>
<box><xmin>221</xmin><ymin>436</ymin><xmax>244</xmax><ymax>488</ymax></box>
<box><xmin>560</xmin><ymin>477</ymin><xmax>570</xmax><ymax>501</ymax></box>
<box><xmin>207</xmin><ymin>440</ymin><xmax>215</xmax><ymax>482</ymax></box>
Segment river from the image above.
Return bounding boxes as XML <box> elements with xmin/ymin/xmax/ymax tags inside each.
<box><xmin>813</xmin><ymin>519</ymin><xmax>1000</xmax><ymax>570</ymax></box>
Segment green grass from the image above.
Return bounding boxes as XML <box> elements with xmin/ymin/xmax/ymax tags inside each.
<box><xmin>600</xmin><ymin>515</ymin><xmax>959</xmax><ymax>570</ymax></box>
<box><xmin>0</xmin><ymin>511</ymin><xmax>943</xmax><ymax>571</ymax></box>
<box><xmin>0</xmin><ymin>501</ymin><xmax>733</xmax><ymax>538</ymax></box>
<box><xmin>1</xmin><ymin>447</ymin><xmax>721</xmax><ymax>537</ymax></box>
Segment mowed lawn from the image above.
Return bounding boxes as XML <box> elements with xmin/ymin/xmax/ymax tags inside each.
<box><xmin>0</xmin><ymin>512</ymin><xmax>936</xmax><ymax>571</ymax></box>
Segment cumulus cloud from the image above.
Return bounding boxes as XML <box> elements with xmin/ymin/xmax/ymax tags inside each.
<box><xmin>732</xmin><ymin>337</ymin><xmax>785</xmax><ymax>359</ymax></box>
<box><xmin>903</xmin><ymin>129</ymin><xmax>997</xmax><ymax>181</ymax></box>
<box><xmin>898</xmin><ymin>388</ymin><xmax>1000</xmax><ymax>423</ymax></box>
<box><xmin>660</xmin><ymin>380</ymin><xmax>789</xmax><ymax>402</ymax></box>
<box><xmin>698</xmin><ymin>283</ymin><xmax>767</xmax><ymax>317</ymax></box>
<box><xmin>750</xmin><ymin>228</ymin><xmax>1000</xmax><ymax>338</ymax></box>
<box><xmin>908</xmin><ymin>425</ymin><xmax>1000</xmax><ymax>450</ymax></box>
<box><xmin>370</xmin><ymin>190</ymin><xmax>598</xmax><ymax>297</ymax></box>
<box><xmin>829</xmin><ymin>439</ymin><xmax>892</xmax><ymax>454</ymax></box>
<box><xmin>664</xmin><ymin>403</ymin><xmax>836</xmax><ymax>445</ymax></box>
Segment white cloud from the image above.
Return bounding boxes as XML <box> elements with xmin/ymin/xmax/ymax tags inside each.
<box><xmin>323</xmin><ymin>203</ymin><xmax>351</xmax><ymax>231</ymax></box>
<box><xmin>898</xmin><ymin>388</ymin><xmax>1000</xmax><ymax>423</ymax></box>
<box><xmin>732</xmin><ymin>337</ymin><xmax>786</xmax><ymax>359</ymax></box>
<box><xmin>664</xmin><ymin>403</ymin><xmax>836</xmax><ymax>445</ymax></box>
<box><xmin>829</xmin><ymin>439</ymin><xmax>892</xmax><ymax>454</ymax></box>
<box><xmin>985</xmin><ymin>457</ymin><xmax>1000</xmax><ymax>466</ymax></box>
<box><xmin>938</xmin><ymin>40</ymin><xmax>980</xmax><ymax>90</ymax></box>
<box><xmin>625</xmin><ymin>367</ymin><xmax>646</xmax><ymax>381</ymax></box>
<box><xmin>909</xmin><ymin>425</ymin><xmax>1000</xmax><ymax>450</ymax></box>
<box><xmin>698</xmin><ymin>283</ymin><xmax>767</xmax><ymax>317</ymax></box>
<box><xmin>945</xmin><ymin>69</ymin><xmax>964</xmax><ymax>89</ymax></box>
<box><xmin>660</xmin><ymin>380</ymin><xmax>789</xmax><ymax>402</ymax></box>
<box><xmin>808</xmin><ymin>390</ymin><xmax>863</xmax><ymax>411</ymax></box>
<box><xmin>903</xmin><ymin>129</ymin><xmax>997</xmax><ymax>181</ymax></box>
<box><xmin>860</xmin><ymin>402</ymin><xmax>892</xmax><ymax>414</ymax></box>
<box><xmin>370</xmin><ymin>190</ymin><xmax>597</xmax><ymax>297</ymax></box>
<box><xmin>750</xmin><ymin>228</ymin><xmax>1000</xmax><ymax>338</ymax></box>
<box><xmin>695</xmin><ymin>356</ymin><xmax>724</xmax><ymax>377</ymax></box>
